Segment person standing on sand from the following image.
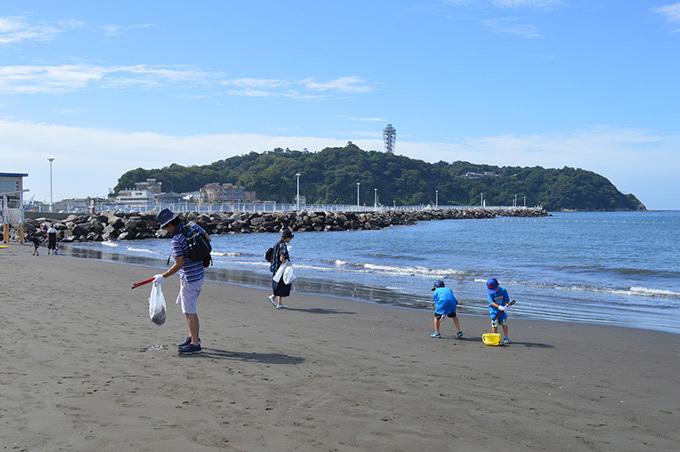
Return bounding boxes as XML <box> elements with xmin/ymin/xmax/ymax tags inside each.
<box><xmin>487</xmin><ymin>277</ymin><xmax>511</xmax><ymax>344</ymax></box>
<box><xmin>268</xmin><ymin>229</ymin><xmax>294</xmax><ymax>309</ymax></box>
<box><xmin>430</xmin><ymin>280</ymin><xmax>463</xmax><ymax>338</ymax></box>
<box><xmin>152</xmin><ymin>209</ymin><xmax>210</xmax><ymax>355</ymax></box>
<box><xmin>47</xmin><ymin>224</ymin><xmax>57</xmax><ymax>255</ymax></box>
<box><xmin>30</xmin><ymin>234</ymin><xmax>41</xmax><ymax>256</ymax></box>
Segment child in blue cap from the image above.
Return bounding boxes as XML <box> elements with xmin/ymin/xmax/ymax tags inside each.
<box><xmin>487</xmin><ymin>277</ymin><xmax>510</xmax><ymax>344</ymax></box>
<box><xmin>430</xmin><ymin>280</ymin><xmax>463</xmax><ymax>339</ymax></box>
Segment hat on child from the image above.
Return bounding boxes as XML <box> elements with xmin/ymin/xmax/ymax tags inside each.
<box><xmin>431</xmin><ymin>279</ymin><xmax>445</xmax><ymax>291</ymax></box>
<box><xmin>486</xmin><ymin>277</ymin><xmax>499</xmax><ymax>294</ymax></box>
<box><xmin>157</xmin><ymin>208</ymin><xmax>179</xmax><ymax>228</ymax></box>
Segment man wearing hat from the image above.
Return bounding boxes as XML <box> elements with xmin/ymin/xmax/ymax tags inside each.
<box><xmin>486</xmin><ymin>277</ymin><xmax>510</xmax><ymax>344</ymax></box>
<box><xmin>430</xmin><ymin>280</ymin><xmax>463</xmax><ymax>339</ymax></box>
<box><xmin>152</xmin><ymin>209</ymin><xmax>211</xmax><ymax>354</ymax></box>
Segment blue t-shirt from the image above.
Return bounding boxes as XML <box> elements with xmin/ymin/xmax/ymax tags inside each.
<box><xmin>171</xmin><ymin>221</ymin><xmax>207</xmax><ymax>282</ymax></box>
<box><xmin>432</xmin><ymin>287</ymin><xmax>458</xmax><ymax>315</ymax></box>
<box><xmin>488</xmin><ymin>286</ymin><xmax>510</xmax><ymax>316</ymax></box>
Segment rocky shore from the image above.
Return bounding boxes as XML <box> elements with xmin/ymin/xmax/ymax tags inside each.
<box><xmin>12</xmin><ymin>207</ymin><xmax>548</xmax><ymax>243</ymax></box>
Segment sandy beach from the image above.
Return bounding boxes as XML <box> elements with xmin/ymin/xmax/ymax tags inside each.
<box><xmin>1</xmin><ymin>243</ymin><xmax>679</xmax><ymax>451</ymax></box>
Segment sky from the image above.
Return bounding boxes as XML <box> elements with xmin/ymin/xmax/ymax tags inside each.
<box><xmin>1</xmin><ymin>0</ymin><xmax>679</xmax><ymax>210</ymax></box>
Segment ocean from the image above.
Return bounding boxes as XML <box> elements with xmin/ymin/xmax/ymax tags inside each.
<box><xmin>63</xmin><ymin>211</ymin><xmax>680</xmax><ymax>334</ymax></box>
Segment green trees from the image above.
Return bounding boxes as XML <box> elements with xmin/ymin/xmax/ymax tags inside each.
<box><xmin>112</xmin><ymin>144</ymin><xmax>644</xmax><ymax>211</ymax></box>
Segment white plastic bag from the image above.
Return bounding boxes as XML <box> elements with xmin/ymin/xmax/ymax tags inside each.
<box><xmin>273</xmin><ymin>262</ymin><xmax>286</xmax><ymax>283</ymax></box>
<box><xmin>148</xmin><ymin>283</ymin><xmax>167</xmax><ymax>326</ymax></box>
<box><xmin>283</xmin><ymin>264</ymin><xmax>296</xmax><ymax>285</ymax></box>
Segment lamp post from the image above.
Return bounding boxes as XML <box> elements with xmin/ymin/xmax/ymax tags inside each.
<box><xmin>374</xmin><ymin>188</ymin><xmax>377</xmax><ymax>208</ymax></box>
<box><xmin>48</xmin><ymin>158</ymin><xmax>55</xmax><ymax>212</ymax></box>
<box><xmin>295</xmin><ymin>173</ymin><xmax>301</xmax><ymax>210</ymax></box>
<box><xmin>356</xmin><ymin>182</ymin><xmax>360</xmax><ymax>207</ymax></box>
<box><xmin>480</xmin><ymin>192</ymin><xmax>484</xmax><ymax>207</ymax></box>
<box><xmin>435</xmin><ymin>189</ymin><xmax>439</xmax><ymax>208</ymax></box>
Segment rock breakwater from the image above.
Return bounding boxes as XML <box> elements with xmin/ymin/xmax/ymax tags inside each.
<box><xmin>15</xmin><ymin>207</ymin><xmax>548</xmax><ymax>243</ymax></box>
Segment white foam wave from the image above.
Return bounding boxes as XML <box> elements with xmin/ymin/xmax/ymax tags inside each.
<box><xmin>626</xmin><ymin>286</ymin><xmax>680</xmax><ymax>298</ymax></box>
<box><xmin>126</xmin><ymin>246</ymin><xmax>154</xmax><ymax>253</ymax></box>
<box><xmin>102</xmin><ymin>241</ymin><xmax>118</xmax><ymax>247</ymax></box>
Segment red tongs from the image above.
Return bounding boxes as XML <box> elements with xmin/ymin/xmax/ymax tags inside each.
<box><xmin>131</xmin><ymin>277</ymin><xmax>155</xmax><ymax>289</ymax></box>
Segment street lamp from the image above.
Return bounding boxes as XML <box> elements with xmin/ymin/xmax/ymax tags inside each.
<box><xmin>480</xmin><ymin>192</ymin><xmax>484</xmax><ymax>207</ymax></box>
<box><xmin>356</xmin><ymin>182</ymin><xmax>360</xmax><ymax>207</ymax></box>
<box><xmin>295</xmin><ymin>173</ymin><xmax>301</xmax><ymax>210</ymax></box>
<box><xmin>435</xmin><ymin>189</ymin><xmax>439</xmax><ymax>208</ymax></box>
<box><xmin>374</xmin><ymin>188</ymin><xmax>377</xmax><ymax>208</ymax></box>
<box><xmin>48</xmin><ymin>158</ymin><xmax>55</xmax><ymax>212</ymax></box>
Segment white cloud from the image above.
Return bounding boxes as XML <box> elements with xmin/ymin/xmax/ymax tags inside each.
<box><xmin>490</xmin><ymin>0</ymin><xmax>561</xmax><ymax>8</ymax></box>
<box><xmin>0</xmin><ymin>15</ymin><xmax>82</xmax><ymax>45</ymax></box>
<box><xmin>0</xmin><ymin>64</ymin><xmax>212</xmax><ymax>94</ymax></box>
<box><xmin>347</xmin><ymin>117</ymin><xmax>386</xmax><ymax>122</ymax></box>
<box><xmin>304</xmin><ymin>76</ymin><xmax>373</xmax><ymax>93</ymax></box>
<box><xmin>443</xmin><ymin>0</ymin><xmax>561</xmax><ymax>9</ymax></box>
<box><xmin>98</xmin><ymin>23</ymin><xmax>153</xmax><ymax>37</ymax></box>
<box><xmin>482</xmin><ymin>17</ymin><xmax>544</xmax><ymax>37</ymax></box>
<box><xmin>222</xmin><ymin>76</ymin><xmax>373</xmax><ymax>98</ymax></box>
<box><xmin>651</xmin><ymin>2</ymin><xmax>680</xmax><ymax>32</ymax></box>
<box><xmin>2</xmin><ymin>120</ymin><xmax>677</xmax><ymax>209</ymax></box>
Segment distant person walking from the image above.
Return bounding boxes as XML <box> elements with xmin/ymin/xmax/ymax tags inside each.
<box><xmin>487</xmin><ymin>277</ymin><xmax>511</xmax><ymax>344</ymax></box>
<box><xmin>47</xmin><ymin>224</ymin><xmax>58</xmax><ymax>255</ymax></box>
<box><xmin>430</xmin><ymin>280</ymin><xmax>463</xmax><ymax>338</ymax></box>
<box><xmin>152</xmin><ymin>209</ymin><xmax>210</xmax><ymax>355</ymax></box>
<box><xmin>269</xmin><ymin>229</ymin><xmax>294</xmax><ymax>309</ymax></box>
<box><xmin>30</xmin><ymin>234</ymin><xmax>41</xmax><ymax>256</ymax></box>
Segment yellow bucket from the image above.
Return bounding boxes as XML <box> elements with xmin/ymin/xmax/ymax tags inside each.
<box><xmin>482</xmin><ymin>333</ymin><xmax>501</xmax><ymax>346</ymax></box>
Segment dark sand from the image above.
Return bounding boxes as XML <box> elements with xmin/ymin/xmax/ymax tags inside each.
<box><xmin>2</xmin><ymin>244</ymin><xmax>678</xmax><ymax>451</ymax></box>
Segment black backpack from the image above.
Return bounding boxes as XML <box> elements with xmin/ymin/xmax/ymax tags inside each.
<box><xmin>264</xmin><ymin>246</ymin><xmax>274</xmax><ymax>262</ymax></box>
<box><xmin>182</xmin><ymin>223</ymin><xmax>212</xmax><ymax>267</ymax></box>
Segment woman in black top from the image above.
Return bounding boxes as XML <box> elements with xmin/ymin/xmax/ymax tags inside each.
<box><xmin>269</xmin><ymin>229</ymin><xmax>294</xmax><ymax>308</ymax></box>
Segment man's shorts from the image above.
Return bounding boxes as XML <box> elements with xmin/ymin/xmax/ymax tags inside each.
<box><xmin>434</xmin><ymin>312</ymin><xmax>457</xmax><ymax>320</ymax></box>
<box><xmin>176</xmin><ymin>274</ymin><xmax>203</xmax><ymax>314</ymax></box>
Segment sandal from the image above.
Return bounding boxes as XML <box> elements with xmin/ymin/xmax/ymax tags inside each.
<box><xmin>457</xmin><ymin>331</ymin><xmax>464</xmax><ymax>338</ymax></box>
<box><xmin>430</xmin><ymin>332</ymin><xmax>441</xmax><ymax>338</ymax></box>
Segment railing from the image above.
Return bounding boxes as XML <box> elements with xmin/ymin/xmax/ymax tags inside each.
<box><xmin>28</xmin><ymin>201</ymin><xmax>536</xmax><ymax>215</ymax></box>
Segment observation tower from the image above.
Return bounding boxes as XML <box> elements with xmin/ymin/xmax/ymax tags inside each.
<box><xmin>383</xmin><ymin>124</ymin><xmax>396</xmax><ymax>153</ymax></box>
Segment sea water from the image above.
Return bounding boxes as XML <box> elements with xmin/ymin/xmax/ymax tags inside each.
<box><xmin>63</xmin><ymin>211</ymin><xmax>680</xmax><ymax>334</ymax></box>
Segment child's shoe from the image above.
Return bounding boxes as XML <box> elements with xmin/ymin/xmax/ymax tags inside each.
<box><xmin>503</xmin><ymin>337</ymin><xmax>511</xmax><ymax>344</ymax></box>
<box><xmin>430</xmin><ymin>332</ymin><xmax>441</xmax><ymax>338</ymax></box>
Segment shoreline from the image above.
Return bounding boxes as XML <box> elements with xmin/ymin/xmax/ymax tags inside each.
<box><xmin>58</xmin><ymin>242</ymin><xmax>680</xmax><ymax>336</ymax></box>
<box><xmin>2</xmin><ymin>243</ymin><xmax>679</xmax><ymax>451</ymax></box>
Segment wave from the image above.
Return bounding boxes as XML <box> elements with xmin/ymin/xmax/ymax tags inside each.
<box><xmin>326</xmin><ymin>259</ymin><xmax>468</xmax><ymax>279</ymax></box>
<box><xmin>126</xmin><ymin>246</ymin><xmax>155</xmax><ymax>253</ymax></box>
<box><xmin>102</xmin><ymin>241</ymin><xmax>118</xmax><ymax>247</ymax></box>
<box><xmin>218</xmin><ymin>251</ymin><xmax>241</xmax><ymax>257</ymax></box>
<box><xmin>472</xmin><ymin>278</ymin><xmax>680</xmax><ymax>302</ymax></box>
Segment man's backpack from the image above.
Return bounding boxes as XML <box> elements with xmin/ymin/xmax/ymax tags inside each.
<box><xmin>264</xmin><ymin>246</ymin><xmax>274</xmax><ymax>262</ymax></box>
<box><xmin>182</xmin><ymin>223</ymin><xmax>212</xmax><ymax>267</ymax></box>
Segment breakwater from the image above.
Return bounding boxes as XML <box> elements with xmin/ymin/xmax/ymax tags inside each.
<box><xmin>17</xmin><ymin>207</ymin><xmax>548</xmax><ymax>243</ymax></box>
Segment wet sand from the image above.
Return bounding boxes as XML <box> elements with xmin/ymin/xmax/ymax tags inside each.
<box><xmin>1</xmin><ymin>244</ymin><xmax>678</xmax><ymax>451</ymax></box>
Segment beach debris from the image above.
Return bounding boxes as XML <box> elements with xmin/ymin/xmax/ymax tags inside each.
<box><xmin>151</xmin><ymin>306</ymin><xmax>166</xmax><ymax>326</ymax></box>
<box><xmin>147</xmin><ymin>344</ymin><xmax>165</xmax><ymax>351</ymax></box>
<box><xmin>148</xmin><ymin>282</ymin><xmax>167</xmax><ymax>326</ymax></box>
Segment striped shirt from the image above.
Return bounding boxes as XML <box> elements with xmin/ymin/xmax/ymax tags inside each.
<box><xmin>171</xmin><ymin>221</ymin><xmax>206</xmax><ymax>282</ymax></box>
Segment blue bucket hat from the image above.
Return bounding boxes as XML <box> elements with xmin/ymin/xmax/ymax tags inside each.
<box><xmin>431</xmin><ymin>279</ymin><xmax>445</xmax><ymax>291</ymax></box>
<box><xmin>486</xmin><ymin>277</ymin><xmax>499</xmax><ymax>294</ymax></box>
<box><xmin>157</xmin><ymin>208</ymin><xmax>179</xmax><ymax>228</ymax></box>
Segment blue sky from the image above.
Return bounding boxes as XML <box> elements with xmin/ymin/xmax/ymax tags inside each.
<box><xmin>2</xmin><ymin>0</ymin><xmax>679</xmax><ymax>209</ymax></box>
